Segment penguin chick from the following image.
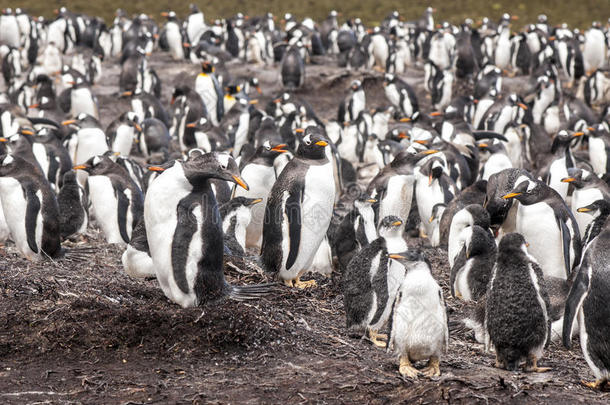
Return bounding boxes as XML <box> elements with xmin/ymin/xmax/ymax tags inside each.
<box><xmin>387</xmin><ymin>251</ymin><xmax>448</xmax><ymax>379</ymax></box>
<box><xmin>57</xmin><ymin>170</ymin><xmax>89</xmax><ymax>241</ymax></box>
<box><xmin>485</xmin><ymin>233</ymin><xmax>551</xmax><ymax>372</ymax></box>
<box><xmin>219</xmin><ymin>197</ymin><xmax>263</xmax><ymax>257</ymax></box>
<box><xmin>121</xmin><ymin>218</ymin><xmax>155</xmax><ymax>279</ymax></box>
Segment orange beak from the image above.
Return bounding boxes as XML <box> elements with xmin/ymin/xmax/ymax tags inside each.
<box><xmin>148</xmin><ymin>166</ymin><xmax>165</xmax><ymax>172</ymax></box>
<box><xmin>73</xmin><ymin>164</ymin><xmax>88</xmax><ymax>170</ymax></box>
<box><xmin>186</xmin><ymin>122</ymin><xmax>197</xmax><ymax>128</ymax></box>
<box><xmin>561</xmin><ymin>177</ymin><xmax>575</xmax><ymax>183</ymax></box>
<box><xmin>20</xmin><ymin>129</ymin><xmax>34</xmax><ymax>135</ymax></box>
<box><xmin>294</xmin><ymin>128</ymin><xmax>304</xmax><ymax>134</ymax></box>
<box><xmin>315</xmin><ymin>141</ymin><xmax>328</xmax><ymax>147</ymax></box>
<box><xmin>429</xmin><ymin>111</ymin><xmax>443</xmax><ymax>117</ymax></box>
<box><xmin>232</xmin><ymin>175</ymin><xmax>249</xmax><ymax>190</ymax></box>
<box><xmin>28</xmin><ymin>103</ymin><xmax>39</xmax><ymax>109</ymax></box>
<box><xmin>62</xmin><ymin>119</ymin><xmax>76</xmax><ymax>126</ymax></box>
<box><xmin>256</xmin><ymin>86</ymin><xmax>262</xmax><ymax>94</ymax></box>
<box><xmin>399</xmin><ymin>117</ymin><xmax>411</xmax><ymax>122</ymax></box>
<box><xmin>271</xmin><ymin>144</ymin><xmax>288</xmax><ymax>153</ymax></box>
<box><xmin>518</xmin><ymin>103</ymin><xmax>528</xmax><ymax>110</ymax></box>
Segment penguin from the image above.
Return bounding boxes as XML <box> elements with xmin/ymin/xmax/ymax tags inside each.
<box><xmin>502</xmin><ymin>176</ymin><xmax>582</xmax><ymax>280</ymax></box>
<box><xmin>0</xmin><ymin>9</ymin><xmax>21</xmax><ymax>48</ymax></box>
<box><xmin>69</xmin><ymin>76</ymin><xmax>99</xmax><ymax>120</ymax></box>
<box><xmin>119</xmin><ymin>46</ymin><xmax>146</xmax><ymax>94</ymax></box>
<box><xmin>195</xmin><ymin>60</ymin><xmax>224</xmax><ymax>126</ymax></box>
<box><xmin>121</xmin><ymin>217</ymin><xmax>155</xmax><ymax>279</ymax></box>
<box><xmin>144</xmin><ymin>152</ymin><xmax>253</xmax><ymax>308</ymax></box>
<box><xmin>563</xmin><ymin>211</ymin><xmax>610</xmax><ymax>390</ymax></box>
<box><xmin>428</xmin><ymin>203</ymin><xmax>446</xmax><ymax>247</ymax></box>
<box><xmin>232</xmin><ymin>140</ymin><xmax>287</xmax><ymax>249</ymax></box>
<box><xmin>0</xmin><ymin>154</ymin><xmax>62</xmax><ymax>261</ymax></box>
<box><xmin>74</xmin><ymin>155</ymin><xmax>143</xmax><ymax>245</ymax></box>
<box><xmin>338</xmin><ymin>80</ymin><xmax>366</xmax><ymax>123</ymax></box>
<box><xmin>438</xmin><ymin>179</ymin><xmax>487</xmax><ymax>247</ymax></box>
<box><xmin>387</xmin><ymin>251</ymin><xmax>448</xmax><ymax>378</ymax></box>
<box><xmin>124</xmin><ymin>89</ymin><xmax>169</xmax><ymax>128</ymax></box>
<box><xmin>582</xmin><ymin>22</ymin><xmax>606</xmax><ymax>74</ymax></box>
<box><xmin>450</xmin><ymin>224</ymin><xmax>496</xmax><ymax>301</ymax></box>
<box><xmin>219</xmin><ymin>197</ymin><xmax>262</xmax><ymax>257</ymax></box>
<box><xmin>139</xmin><ymin>117</ymin><xmax>171</xmax><ymax>160</ymax></box>
<box><xmin>587</xmin><ymin>124</ymin><xmax>610</xmax><ymax>176</ymax></box>
<box><xmin>448</xmin><ymin>204</ymin><xmax>491</xmax><ymax>268</ymax></box>
<box><xmin>539</xmin><ymin>130</ymin><xmax>582</xmax><ymax>200</ymax></box>
<box><xmin>281</xmin><ymin>42</ymin><xmax>305</xmax><ymax>90</ymax></box>
<box><xmin>261</xmin><ymin>127</ymin><xmax>335</xmax><ymax>288</ymax></box>
<box><xmin>342</xmin><ymin>216</ymin><xmax>406</xmax><ymax>345</ymax></box>
<box><xmin>485</xmin><ymin>232</ymin><xmax>551</xmax><ymax>372</ymax></box>
<box><xmin>383</xmin><ymin>73</ymin><xmax>419</xmax><ymax>119</ymax></box>
<box><xmin>576</xmin><ymin>200</ymin><xmax>610</xmax><ymax>249</ymax></box>
<box><xmin>562</xmin><ymin>168</ymin><xmax>610</xmax><ymax>236</ymax></box>
<box><xmin>62</xmin><ymin>113</ymin><xmax>109</xmax><ymax>182</ymax></box>
<box><xmin>186</xmin><ymin>4</ymin><xmax>206</xmax><ymax>44</ymax></box>
<box><xmin>106</xmin><ymin>111</ymin><xmax>141</xmax><ymax>157</ymax></box>
<box><xmin>57</xmin><ymin>170</ymin><xmax>88</xmax><ymax>241</ymax></box>
<box><xmin>455</xmin><ymin>21</ymin><xmax>478</xmax><ymax>80</ymax></box>
<box><xmin>161</xmin><ymin>11</ymin><xmax>187</xmax><ymax>60</ymax></box>
<box><xmin>171</xmin><ymin>85</ymin><xmax>209</xmax><ymax>152</ymax></box>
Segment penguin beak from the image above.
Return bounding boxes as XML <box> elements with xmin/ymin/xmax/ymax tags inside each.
<box><xmin>28</xmin><ymin>103</ymin><xmax>39</xmax><ymax>109</ymax></box>
<box><xmin>271</xmin><ymin>144</ymin><xmax>288</xmax><ymax>152</ymax></box>
<box><xmin>256</xmin><ymin>86</ymin><xmax>262</xmax><ymax>94</ymax></box>
<box><xmin>572</xmin><ymin>132</ymin><xmax>584</xmax><ymax>137</ymax></box>
<box><xmin>182</xmin><ymin>42</ymin><xmax>191</xmax><ymax>48</ymax></box>
<box><xmin>249</xmin><ymin>99</ymin><xmax>258</xmax><ymax>105</ymax></box>
<box><xmin>577</xmin><ymin>207</ymin><xmax>591</xmax><ymax>213</ymax></box>
<box><xmin>121</xmin><ymin>91</ymin><xmax>133</xmax><ymax>97</ymax></box>
<box><xmin>478</xmin><ymin>143</ymin><xmax>488</xmax><ymax>148</ymax></box>
<box><xmin>0</xmin><ymin>138</ymin><xmax>7</xmax><ymax>142</ymax></box>
<box><xmin>315</xmin><ymin>141</ymin><xmax>328</xmax><ymax>147</ymax></box>
<box><xmin>250</xmin><ymin>198</ymin><xmax>263</xmax><ymax>205</ymax></box>
<box><xmin>134</xmin><ymin>123</ymin><xmax>142</xmax><ymax>132</ymax></box>
<box><xmin>391</xmin><ymin>220</ymin><xmax>402</xmax><ymax>227</ymax></box>
<box><xmin>20</xmin><ymin>129</ymin><xmax>34</xmax><ymax>135</ymax></box>
<box><xmin>502</xmin><ymin>192</ymin><xmax>521</xmax><ymax>199</ymax></box>
<box><xmin>399</xmin><ymin>117</ymin><xmax>411</xmax><ymax>122</ymax></box>
<box><xmin>148</xmin><ymin>166</ymin><xmax>166</xmax><ymax>172</ymax></box>
<box><xmin>294</xmin><ymin>128</ymin><xmax>304</xmax><ymax>134</ymax></box>
<box><xmin>561</xmin><ymin>177</ymin><xmax>575</xmax><ymax>183</ymax></box>
<box><xmin>517</xmin><ymin>103</ymin><xmax>528</xmax><ymax>110</ymax></box>
<box><xmin>420</xmin><ymin>149</ymin><xmax>439</xmax><ymax>155</ymax></box>
<box><xmin>428</xmin><ymin>216</ymin><xmax>435</xmax><ymax>223</ymax></box>
<box><xmin>398</xmin><ymin>132</ymin><xmax>409</xmax><ymax>139</ymax></box>
<box><xmin>588</xmin><ymin>127</ymin><xmax>595</xmax><ymax>132</ymax></box>
<box><xmin>62</xmin><ymin>119</ymin><xmax>76</xmax><ymax>126</ymax></box>
<box><xmin>232</xmin><ymin>175</ymin><xmax>249</xmax><ymax>191</ymax></box>
<box><xmin>428</xmin><ymin>173</ymin><xmax>434</xmax><ymax>186</ymax></box>
<box><xmin>429</xmin><ymin>111</ymin><xmax>443</xmax><ymax>117</ymax></box>
<box><xmin>367</xmin><ymin>198</ymin><xmax>377</xmax><ymax>203</ymax></box>
<box><xmin>273</xmin><ymin>98</ymin><xmax>282</xmax><ymax>103</ymax></box>
<box><xmin>160</xmin><ymin>12</ymin><xmax>169</xmax><ymax>17</ymax></box>
<box><xmin>186</xmin><ymin>122</ymin><xmax>197</xmax><ymax>128</ymax></box>
<box><xmin>72</xmin><ymin>164</ymin><xmax>88</xmax><ymax>170</ymax></box>
<box><xmin>414</xmin><ymin>140</ymin><xmax>428</xmax><ymax>145</ymax></box>
<box><xmin>389</xmin><ymin>254</ymin><xmax>405</xmax><ymax>260</ymax></box>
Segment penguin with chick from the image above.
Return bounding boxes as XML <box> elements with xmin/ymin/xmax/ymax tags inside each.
<box><xmin>144</xmin><ymin>152</ymin><xmax>259</xmax><ymax>308</ymax></box>
<box><xmin>261</xmin><ymin>127</ymin><xmax>336</xmax><ymax>288</ymax></box>
<box><xmin>343</xmin><ymin>216</ymin><xmax>407</xmax><ymax>346</ymax></box>
<box><xmin>387</xmin><ymin>250</ymin><xmax>448</xmax><ymax>378</ymax></box>
<box><xmin>485</xmin><ymin>233</ymin><xmax>552</xmax><ymax>372</ymax></box>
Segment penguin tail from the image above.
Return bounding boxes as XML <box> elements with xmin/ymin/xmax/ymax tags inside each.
<box><xmin>61</xmin><ymin>246</ymin><xmax>98</xmax><ymax>262</ymax></box>
<box><xmin>228</xmin><ymin>283</ymin><xmax>280</xmax><ymax>301</ymax></box>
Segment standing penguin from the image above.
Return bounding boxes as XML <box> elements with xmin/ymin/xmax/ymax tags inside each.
<box><xmin>74</xmin><ymin>155</ymin><xmax>143</xmax><ymax>245</ymax></box>
<box><xmin>161</xmin><ymin>11</ymin><xmax>188</xmax><ymax>60</ymax></box>
<box><xmin>261</xmin><ymin>126</ymin><xmax>335</xmax><ymax>288</ymax></box>
<box><xmin>144</xmin><ymin>152</ymin><xmax>253</xmax><ymax>308</ymax></box>
<box><xmin>486</xmin><ymin>233</ymin><xmax>551</xmax><ymax>372</ymax></box>
<box><xmin>69</xmin><ymin>76</ymin><xmax>99</xmax><ymax>120</ymax></box>
<box><xmin>219</xmin><ymin>197</ymin><xmax>262</xmax><ymax>257</ymax></box>
<box><xmin>383</xmin><ymin>74</ymin><xmax>419</xmax><ymax>120</ymax></box>
<box><xmin>106</xmin><ymin>111</ymin><xmax>141</xmax><ymax>157</ymax></box>
<box><xmin>0</xmin><ymin>154</ymin><xmax>62</xmax><ymax>260</ymax></box>
<box><xmin>281</xmin><ymin>42</ymin><xmax>305</xmax><ymax>90</ymax></box>
<box><xmin>195</xmin><ymin>60</ymin><xmax>224</xmax><ymax>126</ymax></box>
<box><xmin>57</xmin><ymin>170</ymin><xmax>88</xmax><ymax>241</ymax></box>
<box><xmin>387</xmin><ymin>251</ymin><xmax>448</xmax><ymax>378</ymax></box>
<box><xmin>338</xmin><ymin>80</ymin><xmax>366</xmax><ymax>123</ymax></box>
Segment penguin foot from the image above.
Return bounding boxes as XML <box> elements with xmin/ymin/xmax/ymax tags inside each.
<box><xmin>421</xmin><ymin>356</ymin><xmax>441</xmax><ymax>377</ymax></box>
<box><xmin>494</xmin><ymin>354</ymin><xmax>506</xmax><ymax>369</ymax></box>
<box><xmin>399</xmin><ymin>356</ymin><xmax>419</xmax><ymax>379</ymax></box>
<box><xmin>581</xmin><ymin>379</ymin><xmax>608</xmax><ymax>390</ymax></box>
<box><xmin>367</xmin><ymin>329</ymin><xmax>388</xmax><ymax>348</ymax></box>
<box><xmin>284</xmin><ymin>277</ymin><xmax>317</xmax><ymax>289</ymax></box>
<box><xmin>524</xmin><ymin>356</ymin><xmax>550</xmax><ymax>373</ymax></box>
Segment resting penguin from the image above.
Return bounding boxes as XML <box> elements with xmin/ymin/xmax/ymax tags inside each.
<box><xmin>502</xmin><ymin>176</ymin><xmax>582</xmax><ymax>280</ymax></box>
<box><xmin>219</xmin><ymin>197</ymin><xmax>262</xmax><ymax>257</ymax></box>
<box><xmin>144</xmin><ymin>152</ymin><xmax>256</xmax><ymax>308</ymax></box>
<box><xmin>485</xmin><ymin>233</ymin><xmax>552</xmax><ymax>372</ymax></box>
<box><xmin>261</xmin><ymin>127</ymin><xmax>335</xmax><ymax>288</ymax></box>
<box><xmin>0</xmin><ymin>154</ymin><xmax>62</xmax><ymax>261</ymax></box>
<box><xmin>342</xmin><ymin>216</ymin><xmax>406</xmax><ymax>346</ymax></box>
<box><xmin>387</xmin><ymin>251</ymin><xmax>448</xmax><ymax>378</ymax></box>
<box><xmin>74</xmin><ymin>155</ymin><xmax>144</xmax><ymax>245</ymax></box>
<box><xmin>57</xmin><ymin>170</ymin><xmax>88</xmax><ymax>241</ymax></box>
<box><xmin>563</xmin><ymin>215</ymin><xmax>610</xmax><ymax>390</ymax></box>
<box><xmin>450</xmin><ymin>224</ymin><xmax>496</xmax><ymax>301</ymax></box>
<box><xmin>106</xmin><ymin>111</ymin><xmax>141</xmax><ymax>157</ymax></box>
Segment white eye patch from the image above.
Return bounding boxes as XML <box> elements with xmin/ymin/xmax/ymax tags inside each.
<box><xmin>2</xmin><ymin>155</ymin><xmax>14</xmax><ymax>166</ymax></box>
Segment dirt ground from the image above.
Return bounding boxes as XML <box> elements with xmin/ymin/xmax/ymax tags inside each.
<box><xmin>0</xmin><ymin>53</ymin><xmax>609</xmax><ymax>404</ymax></box>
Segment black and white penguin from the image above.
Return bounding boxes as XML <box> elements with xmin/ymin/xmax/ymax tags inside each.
<box><xmin>232</xmin><ymin>140</ymin><xmax>287</xmax><ymax>249</ymax></box>
<box><xmin>538</xmin><ymin>130</ymin><xmax>582</xmax><ymax>200</ymax></box>
<box><xmin>448</xmin><ymin>204</ymin><xmax>491</xmax><ymax>268</ymax></box>
<box><xmin>219</xmin><ymin>197</ymin><xmax>262</xmax><ymax>257</ymax></box>
<box><xmin>562</xmin><ymin>168</ymin><xmax>610</xmax><ymax>236</ymax></box>
<box><xmin>161</xmin><ymin>11</ymin><xmax>188</xmax><ymax>60</ymax></box>
<box><xmin>563</xmin><ymin>214</ymin><xmax>610</xmax><ymax>390</ymax></box>
<box><xmin>171</xmin><ymin>85</ymin><xmax>209</xmax><ymax>152</ymax></box>
<box><xmin>338</xmin><ymin>80</ymin><xmax>366</xmax><ymax>123</ymax></box>
<box><xmin>587</xmin><ymin>124</ymin><xmax>610</xmax><ymax>176</ymax></box>
<box><xmin>576</xmin><ymin>199</ymin><xmax>610</xmax><ymax>249</ymax></box>
<box><xmin>62</xmin><ymin>113</ymin><xmax>109</xmax><ymax>167</ymax></box>
<box><xmin>121</xmin><ymin>218</ymin><xmax>155</xmax><ymax>279</ymax></box>
<box><xmin>106</xmin><ymin>111</ymin><xmax>141</xmax><ymax>157</ymax></box>
<box><xmin>124</xmin><ymin>89</ymin><xmax>169</xmax><ymax>128</ymax></box>
<box><xmin>0</xmin><ymin>154</ymin><xmax>62</xmax><ymax>260</ymax></box>
<box><xmin>280</xmin><ymin>42</ymin><xmax>305</xmax><ymax>90</ymax></box>
<box><xmin>485</xmin><ymin>232</ymin><xmax>551</xmax><ymax>372</ymax></box>
<box><xmin>0</xmin><ymin>8</ymin><xmax>21</xmax><ymax>48</ymax></box>
<box><xmin>139</xmin><ymin>117</ymin><xmax>171</xmax><ymax>161</ymax></box>
<box><xmin>502</xmin><ymin>176</ymin><xmax>582</xmax><ymax>280</ymax></box>
<box><xmin>261</xmin><ymin>127</ymin><xmax>335</xmax><ymax>288</ymax></box>
<box><xmin>387</xmin><ymin>251</ymin><xmax>448</xmax><ymax>378</ymax></box>
<box><xmin>195</xmin><ymin>60</ymin><xmax>224</xmax><ymax>126</ymax></box>
<box><xmin>69</xmin><ymin>76</ymin><xmax>99</xmax><ymax>120</ymax></box>
<box><xmin>383</xmin><ymin>73</ymin><xmax>419</xmax><ymax>120</ymax></box>
<box><xmin>582</xmin><ymin>22</ymin><xmax>606</xmax><ymax>74</ymax></box>
<box><xmin>144</xmin><ymin>152</ymin><xmax>252</xmax><ymax>308</ymax></box>
<box><xmin>343</xmin><ymin>216</ymin><xmax>406</xmax><ymax>345</ymax></box>
<box><xmin>74</xmin><ymin>155</ymin><xmax>143</xmax><ymax>245</ymax></box>
<box><xmin>57</xmin><ymin>170</ymin><xmax>88</xmax><ymax>241</ymax></box>
<box><xmin>450</xmin><ymin>224</ymin><xmax>496</xmax><ymax>301</ymax></box>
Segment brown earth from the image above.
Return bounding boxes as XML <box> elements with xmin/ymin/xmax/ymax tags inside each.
<box><xmin>0</xmin><ymin>53</ymin><xmax>609</xmax><ymax>404</ymax></box>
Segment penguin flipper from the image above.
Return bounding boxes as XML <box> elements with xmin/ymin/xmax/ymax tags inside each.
<box><xmin>558</xmin><ymin>217</ymin><xmax>572</xmax><ymax>278</ymax></box>
<box><xmin>450</xmin><ymin>246</ymin><xmax>467</xmax><ymax>298</ymax></box>
<box><xmin>172</xmin><ymin>198</ymin><xmax>200</xmax><ymax>294</ymax></box>
<box><xmin>114</xmin><ymin>185</ymin><xmax>131</xmax><ymax>244</ymax></box>
<box><xmin>562</xmin><ymin>259</ymin><xmax>591</xmax><ymax>349</ymax></box>
<box><xmin>24</xmin><ymin>187</ymin><xmax>41</xmax><ymax>254</ymax></box>
<box><xmin>285</xmin><ymin>181</ymin><xmax>305</xmax><ymax>271</ymax></box>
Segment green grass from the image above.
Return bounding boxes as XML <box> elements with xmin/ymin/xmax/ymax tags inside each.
<box><xmin>5</xmin><ymin>0</ymin><xmax>608</xmax><ymax>30</ymax></box>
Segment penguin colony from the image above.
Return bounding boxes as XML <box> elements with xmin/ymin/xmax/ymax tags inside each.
<box><xmin>0</xmin><ymin>5</ymin><xmax>609</xmax><ymax>386</ymax></box>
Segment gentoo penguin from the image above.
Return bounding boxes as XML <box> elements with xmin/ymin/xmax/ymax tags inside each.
<box><xmin>577</xmin><ymin>200</ymin><xmax>610</xmax><ymax>249</ymax></box>
<box><xmin>219</xmin><ymin>197</ymin><xmax>262</xmax><ymax>257</ymax></box>
<box><xmin>387</xmin><ymin>251</ymin><xmax>448</xmax><ymax>378</ymax></box>
<box><xmin>121</xmin><ymin>218</ymin><xmax>155</xmax><ymax>279</ymax></box>
<box><xmin>106</xmin><ymin>111</ymin><xmax>141</xmax><ymax>156</ymax></box>
<box><xmin>502</xmin><ymin>176</ymin><xmax>582</xmax><ymax>280</ymax></box>
<box><xmin>428</xmin><ymin>203</ymin><xmax>447</xmax><ymax>247</ymax></box>
<box><xmin>139</xmin><ymin>118</ymin><xmax>171</xmax><ymax>160</ymax></box>
<box><xmin>281</xmin><ymin>42</ymin><xmax>305</xmax><ymax>90</ymax></box>
<box><xmin>144</xmin><ymin>152</ymin><xmax>252</xmax><ymax>308</ymax></box>
<box><xmin>338</xmin><ymin>80</ymin><xmax>366</xmax><ymax>123</ymax></box>
<box><xmin>582</xmin><ymin>22</ymin><xmax>606</xmax><ymax>74</ymax></box>
<box><xmin>438</xmin><ymin>180</ymin><xmax>487</xmax><ymax>247</ymax></box>
<box><xmin>486</xmin><ymin>233</ymin><xmax>551</xmax><ymax>372</ymax></box>
<box><xmin>539</xmin><ymin>130</ymin><xmax>582</xmax><ymax>200</ymax></box>
<box><xmin>261</xmin><ymin>127</ymin><xmax>335</xmax><ymax>288</ymax></box>
<box><xmin>0</xmin><ymin>9</ymin><xmax>21</xmax><ymax>48</ymax></box>
<box><xmin>69</xmin><ymin>76</ymin><xmax>99</xmax><ymax>120</ymax></box>
<box><xmin>57</xmin><ymin>170</ymin><xmax>88</xmax><ymax>241</ymax></box>
<box><xmin>448</xmin><ymin>204</ymin><xmax>491</xmax><ymax>268</ymax></box>
<box><xmin>563</xmin><ymin>212</ymin><xmax>610</xmax><ymax>390</ymax></box>
<box><xmin>587</xmin><ymin>124</ymin><xmax>610</xmax><ymax>176</ymax></box>
<box><xmin>450</xmin><ymin>224</ymin><xmax>496</xmax><ymax>301</ymax></box>
<box><xmin>195</xmin><ymin>60</ymin><xmax>224</xmax><ymax>126</ymax></box>
<box><xmin>562</xmin><ymin>168</ymin><xmax>610</xmax><ymax>236</ymax></box>
<box><xmin>343</xmin><ymin>216</ymin><xmax>406</xmax><ymax>345</ymax></box>
<box><xmin>233</xmin><ymin>140</ymin><xmax>287</xmax><ymax>249</ymax></box>
<box><xmin>63</xmin><ymin>113</ymin><xmax>109</xmax><ymax>166</ymax></box>
<box><xmin>161</xmin><ymin>11</ymin><xmax>187</xmax><ymax>60</ymax></box>
<box><xmin>383</xmin><ymin>73</ymin><xmax>419</xmax><ymax>119</ymax></box>
<box><xmin>186</xmin><ymin>4</ymin><xmax>206</xmax><ymax>44</ymax></box>
<box><xmin>74</xmin><ymin>155</ymin><xmax>144</xmax><ymax>245</ymax></box>
<box><xmin>0</xmin><ymin>154</ymin><xmax>62</xmax><ymax>261</ymax></box>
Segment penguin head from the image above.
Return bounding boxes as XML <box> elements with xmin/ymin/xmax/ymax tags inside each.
<box><xmin>0</xmin><ymin>128</ymin><xmax>34</xmax><ymax>152</ymax></box>
<box><xmin>183</xmin><ymin>151</ymin><xmax>248</xmax><ymax>190</ymax></box>
<box><xmin>0</xmin><ymin>154</ymin><xmax>23</xmax><ymax>176</ymax></box>
<box><xmin>501</xmin><ymin>177</ymin><xmax>542</xmax><ymax>205</ymax></box>
<box><xmin>350</xmin><ymin>80</ymin><xmax>362</xmax><ymax>92</ymax></box>
<box><xmin>497</xmin><ymin>232</ymin><xmax>529</xmax><ymax>257</ymax></box>
<box><xmin>562</xmin><ymin>167</ymin><xmax>598</xmax><ymax>189</ymax></box>
<box><xmin>62</xmin><ymin>170</ymin><xmax>78</xmax><ymax>185</ymax></box>
<box><xmin>465</xmin><ymin>225</ymin><xmax>496</xmax><ymax>259</ymax></box>
<box><xmin>62</xmin><ymin>113</ymin><xmax>100</xmax><ymax>129</ymax></box>
<box><xmin>420</xmin><ymin>156</ymin><xmax>445</xmax><ymax>185</ymax></box>
<box><xmin>296</xmin><ymin>126</ymin><xmax>329</xmax><ymax>160</ymax></box>
<box><xmin>201</xmin><ymin>60</ymin><xmax>215</xmax><ymax>74</ymax></box>
<box><xmin>429</xmin><ymin>203</ymin><xmax>447</xmax><ymax>224</ymax></box>
<box><xmin>257</xmin><ymin>139</ymin><xmax>288</xmax><ymax>160</ymax></box>
<box><xmin>186</xmin><ymin>117</ymin><xmax>212</xmax><ymax>132</ymax></box>
<box><xmin>354</xmin><ymin>194</ymin><xmax>377</xmax><ymax>212</ymax></box>
<box><xmin>587</xmin><ymin>123</ymin><xmax>608</xmax><ymax>138</ymax></box>
<box><xmin>378</xmin><ymin>215</ymin><xmax>404</xmax><ymax>237</ymax></box>
<box><xmin>219</xmin><ymin>196</ymin><xmax>263</xmax><ymax>218</ymax></box>
<box><xmin>577</xmin><ymin>199</ymin><xmax>610</xmax><ymax>218</ymax></box>
<box><xmin>551</xmin><ymin>130</ymin><xmax>583</xmax><ymax>153</ymax></box>
<box><xmin>73</xmin><ymin>155</ymin><xmax>117</xmax><ymax>175</ymax></box>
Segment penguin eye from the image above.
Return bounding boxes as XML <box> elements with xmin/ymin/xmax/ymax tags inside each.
<box><xmin>304</xmin><ymin>139</ymin><xmax>311</xmax><ymax>146</ymax></box>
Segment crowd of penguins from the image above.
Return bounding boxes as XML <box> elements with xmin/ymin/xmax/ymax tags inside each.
<box><xmin>0</xmin><ymin>5</ymin><xmax>609</xmax><ymax>385</ymax></box>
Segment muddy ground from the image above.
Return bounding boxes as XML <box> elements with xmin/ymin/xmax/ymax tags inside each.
<box><xmin>1</xmin><ymin>53</ymin><xmax>609</xmax><ymax>404</ymax></box>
